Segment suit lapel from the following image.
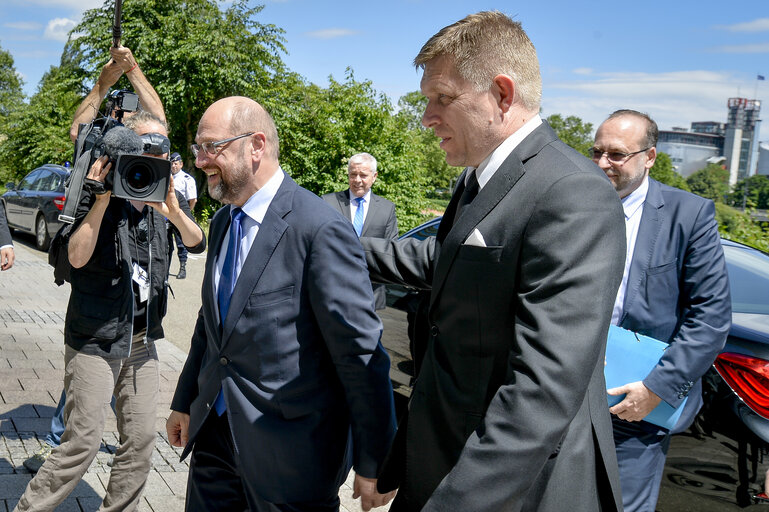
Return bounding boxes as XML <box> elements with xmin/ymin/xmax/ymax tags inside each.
<box><xmin>620</xmin><ymin>178</ymin><xmax>664</xmax><ymax>324</ymax></box>
<box><xmin>205</xmin><ymin>208</ymin><xmax>230</xmax><ymax>341</ymax></box>
<box><xmin>339</xmin><ymin>190</ymin><xmax>352</xmax><ymax>221</ymax></box>
<box><xmin>429</xmin><ymin>123</ymin><xmax>557</xmax><ymax>309</ymax></box>
<box><xmin>219</xmin><ymin>175</ymin><xmax>293</xmax><ymax>345</ymax></box>
<box><xmin>361</xmin><ymin>193</ymin><xmax>380</xmax><ymax>236</ymax></box>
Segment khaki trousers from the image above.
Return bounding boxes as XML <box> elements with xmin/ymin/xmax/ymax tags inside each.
<box><xmin>15</xmin><ymin>333</ymin><xmax>159</xmax><ymax>512</ymax></box>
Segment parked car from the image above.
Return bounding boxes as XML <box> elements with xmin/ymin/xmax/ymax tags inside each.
<box><xmin>379</xmin><ymin>217</ymin><xmax>769</xmax><ymax>508</ymax></box>
<box><xmin>2</xmin><ymin>164</ymin><xmax>69</xmax><ymax>251</ymax></box>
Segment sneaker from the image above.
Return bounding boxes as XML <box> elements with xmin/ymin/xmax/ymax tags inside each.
<box><xmin>23</xmin><ymin>444</ymin><xmax>53</xmax><ymax>473</ymax></box>
<box><xmin>177</xmin><ymin>263</ymin><xmax>186</xmax><ymax>280</ymax></box>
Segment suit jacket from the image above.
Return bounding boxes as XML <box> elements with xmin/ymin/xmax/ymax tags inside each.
<box><xmin>362</xmin><ymin>122</ymin><xmax>626</xmax><ymax>511</ymax></box>
<box><xmin>322</xmin><ymin>189</ymin><xmax>398</xmax><ymax>309</ymax></box>
<box><xmin>0</xmin><ymin>202</ymin><xmax>12</xmax><ymax>247</ymax></box>
<box><xmin>171</xmin><ymin>173</ymin><xmax>396</xmax><ymax>503</ymax></box>
<box><xmin>619</xmin><ymin>178</ymin><xmax>731</xmax><ymax>433</ymax></box>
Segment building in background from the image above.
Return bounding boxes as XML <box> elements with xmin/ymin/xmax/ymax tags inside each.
<box><xmin>657</xmin><ymin>98</ymin><xmax>763</xmax><ymax>184</ymax></box>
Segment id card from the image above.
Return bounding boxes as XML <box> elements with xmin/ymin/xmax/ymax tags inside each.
<box><xmin>132</xmin><ymin>262</ymin><xmax>150</xmax><ymax>303</ymax></box>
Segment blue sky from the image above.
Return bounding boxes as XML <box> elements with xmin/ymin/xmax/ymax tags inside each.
<box><xmin>2</xmin><ymin>0</ymin><xmax>768</xmax><ymax>140</ymax></box>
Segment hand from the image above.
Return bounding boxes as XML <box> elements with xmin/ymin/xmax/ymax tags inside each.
<box><xmin>608</xmin><ymin>381</ymin><xmax>662</xmax><ymax>422</ymax></box>
<box><xmin>97</xmin><ymin>57</ymin><xmax>124</xmax><ymax>88</ymax></box>
<box><xmin>352</xmin><ymin>474</ymin><xmax>396</xmax><ymax>511</ymax></box>
<box><xmin>86</xmin><ymin>156</ymin><xmax>113</xmax><ymax>200</ymax></box>
<box><xmin>166</xmin><ymin>410</ymin><xmax>190</xmax><ymax>448</ymax></box>
<box><xmin>109</xmin><ymin>46</ymin><xmax>138</xmax><ymax>74</ymax></box>
<box><xmin>145</xmin><ymin>174</ymin><xmax>180</xmax><ymax>219</ymax></box>
<box><xmin>0</xmin><ymin>247</ymin><xmax>14</xmax><ymax>271</ymax></box>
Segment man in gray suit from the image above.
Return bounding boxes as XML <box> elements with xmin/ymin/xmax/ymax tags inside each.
<box><xmin>322</xmin><ymin>153</ymin><xmax>397</xmax><ymax>309</ymax></box>
<box><xmin>361</xmin><ymin>11</ymin><xmax>626</xmax><ymax>511</ymax></box>
<box><xmin>596</xmin><ymin>110</ymin><xmax>731</xmax><ymax>512</ymax></box>
<box><xmin>0</xmin><ymin>204</ymin><xmax>13</xmax><ymax>270</ymax></box>
<box><xmin>166</xmin><ymin>96</ymin><xmax>397</xmax><ymax>511</ymax></box>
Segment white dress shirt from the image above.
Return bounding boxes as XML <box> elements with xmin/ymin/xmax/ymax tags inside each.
<box><xmin>214</xmin><ymin>169</ymin><xmax>285</xmax><ymax>319</ymax></box>
<box><xmin>611</xmin><ymin>176</ymin><xmax>649</xmax><ymax>325</ymax></box>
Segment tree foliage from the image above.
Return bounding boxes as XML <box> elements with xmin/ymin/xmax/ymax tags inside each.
<box><xmin>650</xmin><ymin>152</ymin><xmax>689</xmax><ymax>191</ymax></box>
<box><xmin>0</xmin><ymin>42</ymin><xmax>24</xmax><ymax>118</ymax></box>
<box><xmin>728</xmin><ymin>175</ymin><xmax>769</xmax><ymax>210</ymax></box>
<box><xmin>715</xmin><ymin>203</ymin><xmax>769</xmax><ymax>252</ymax></box>
<box><xmin>686</xmin><ymin>163</ymin><xmax>730</xmax><ymax>203</ymax></box>
<box><xmin>546</xmin><ymin>113</ymin><xmax>593</xmax><ymax>157</ymax></box>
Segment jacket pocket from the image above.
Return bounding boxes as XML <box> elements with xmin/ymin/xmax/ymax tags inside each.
<box><xmin>457</xmin><ymin>245</ymin><xmax>503</xmax><ymax>263</ymax></box>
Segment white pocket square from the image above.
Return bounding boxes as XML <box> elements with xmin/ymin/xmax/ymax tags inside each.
<box><xmin>463</xmin><ymin>228</ymin><xmax>487</xmax><ymax>247</ymax></box>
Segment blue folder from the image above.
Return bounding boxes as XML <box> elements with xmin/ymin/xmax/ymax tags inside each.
<box><xmin>604</xmin><ymin>325</ymin><xmax>687</xmax><ymax>430</ymax></box>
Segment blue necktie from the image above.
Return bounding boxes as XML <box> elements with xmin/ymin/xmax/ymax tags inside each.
<box><xmin>352</xmin><ymin>197</ymin><xmax>365</xmax><ymax>236</ymax></box>
<box><xmin>214</xmin><ymin>207</ymin><xmax>245</xmax><ymax>416</ymax></box>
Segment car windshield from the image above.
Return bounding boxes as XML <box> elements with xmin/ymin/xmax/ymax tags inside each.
<box><xmin>723</xmin><ymin>243</ymin><xmax>769</xmax><ymax>315</ymax></box>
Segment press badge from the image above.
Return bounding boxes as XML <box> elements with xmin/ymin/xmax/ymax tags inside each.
<box><xmin>132</xmin><ymin>263</ymin><xmax>150</xmax><ymax>303</ymax></box>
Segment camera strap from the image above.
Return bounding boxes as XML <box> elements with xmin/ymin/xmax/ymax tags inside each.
<box><xmin>59</xmin><ymin>147</ymin><xmax>93</xmax><ymax>224</ymax></box>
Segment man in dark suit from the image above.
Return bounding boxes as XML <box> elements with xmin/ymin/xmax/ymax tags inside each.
<box><xmin>166</xmin><ymin>96</ymin><xmax>397</xmax><ymax>512</ymax></box>
<box><xmin>596</xmin><ymin>109</ymin><xmax>731</xmax><ymax>512</ymax></box>
<box><xmin>0</xmin><ymin>203</ymin><xmax>13</xmax><ymax>271</ymax></box>
<box><xmin>322</xmin><ymin>152</ymin><xmax>398</xmax><ymax>309</ymax></box>
<box><xmin>360</xmin><ymin>11</ymin><xmax>626</xmax><ymax>511</ymax></box>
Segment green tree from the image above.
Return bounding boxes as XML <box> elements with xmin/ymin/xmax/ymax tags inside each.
<box><xmin>729</xmin><ymin>175</ymin><xmax>769</xmax><ymax>210</ymax></box>
<box><xmin>0</xmin><ymin>42</ymin><xmax>24</xmax><ymax>118</ymax></box>
<box><xmin>0</xmin><ymin>59</ymin><xmax>85</xmax><ymax>182</ymax></box>
<box><xmin>649</xmin><ymin>152</ymin><xmax>689</xmax><ymax>191</ymax></box>
<box><xmin>686</xmin><ymin>163</ymin><xmax>730</xmax><ymax>203</ymax></box>
<box><xmin>715</xmin><ymin>203</ymin><xmax>769</xmax><ymax>252</ymax></box>
<box><xmin>546</xmin><ymin>113</ymin><xmax>593</xmax><ymax>157</ymax></box>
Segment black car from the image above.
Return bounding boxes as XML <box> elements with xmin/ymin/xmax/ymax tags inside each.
<box><xmin>2</xmin><ymin>164</ymin><xmax>69</xmax><ymax>251</ymax></box>
<box><xmin>379</xmin><ymin>218</ymin><xmax>769</xmax><ymax>509</ymax></box>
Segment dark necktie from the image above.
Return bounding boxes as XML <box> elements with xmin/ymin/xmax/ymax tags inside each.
<box><xmin>214</xmin><ymin>207</ymin><xmax>245</xmax><ymax>416</ymax></box>
<box><xmin>217</xmin><ymin>207</ymin><xmax>245</xmax><ymax>324</ymax></box>
<box><xmin>455</xmin><ymin>171</ymin><xmax>479</xmax><ymax>223</ymax></box>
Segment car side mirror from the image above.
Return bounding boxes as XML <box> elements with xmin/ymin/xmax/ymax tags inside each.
<box><xmin>5</xmin><ymin>182</ymin><xmax>16</xmax><ymax>191</ymax></box>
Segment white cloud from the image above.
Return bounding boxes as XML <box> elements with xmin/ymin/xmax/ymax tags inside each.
<box><xmin>542</xmin><ymin>70</ymin><xmax>769</xmax><ymax>141</ymax></box>
<box><xmin>44</xmin><ymin>18</ymin><xmax>77</xmax><ymax>42</ymax></box>
<box><xmin>3</xmin><ymin>22</ymin><xmax>43</xmax><ymax>30</ymax></box>
<box><xmin>305</xmin><ymin>28</ymin><xmax>358</xmax><ymax>40</ymax></box>
<box><xmin>716</xmin><ymin>18</ymin><xmax>769</xmax><ymax>33</ymax></box>
<box><xmin>713</xmin><ymin>43</ymin><xmax>769</xmax><ymax>54</ymax></box>
<box><xmin>572</xmin><ymin>68</ymin><xmax>592</xmax><ymax>75</ymax></box>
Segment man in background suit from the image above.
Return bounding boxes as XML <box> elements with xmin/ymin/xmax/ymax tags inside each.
<box><xmin>0</xmin><ymin>204</ymin><xmax>13</xmax><ymax>270</ymax></box>
<box><xmin>322</xmin><ymin>152</ymin><xmax>398</xmax><ymax>309</ymax></box>
<box><xmin>596</xmin><ymin>110</ymin><xmax>731</xmax><ymax>512</ymax></box>
<box><xmin>361</xmin><ymin>11</ymin><xmax>626</xmax><ymax>511</ymax></box>
<box><xmin>166</xmin><ymin>96</ymin><xmax>397</xmax><ymax>512</ymax></box>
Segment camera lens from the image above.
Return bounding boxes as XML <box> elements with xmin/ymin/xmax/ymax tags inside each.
<box><xmin>123</xmin><ymin>161</ymin><xmax>157</xmax><ymax>196</ymax></box>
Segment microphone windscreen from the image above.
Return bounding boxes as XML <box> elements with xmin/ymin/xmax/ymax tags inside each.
<box><xmin>100</xmin><ymin>126</ymin><xmax>144</xmax><ymax>158</ymax></box>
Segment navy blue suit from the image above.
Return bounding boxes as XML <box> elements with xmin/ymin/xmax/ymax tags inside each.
<box><xmin>614</xmin><ymin>178</ymin><xmax>731</xmax><ymax>511</ymax></box>
<box><xmin>171</xmin><ymin>173</ymin><xmax>396</xmax><ymax>507</ymax></box>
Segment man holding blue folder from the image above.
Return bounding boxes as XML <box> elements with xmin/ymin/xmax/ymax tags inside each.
<box><xmin>594</xmin><ymin>109</ymin><xmax>732</xmax><ymax>512</ymax></box>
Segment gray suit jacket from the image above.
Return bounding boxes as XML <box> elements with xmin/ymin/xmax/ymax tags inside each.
<box><xmin>0</xmin><ymin>203</ymin><xmax>12</xmax><ymax>247</ymax></box>
<box><xmin>362</xmin><ymin>122</ymin><xmax>626</xmax><ymax>511</ymax></box>
<box><xmin>619</xmin><ymin>178</ymin><xmax>731</xmax><ymax>433</ymax></box>
<box><xmin>322</xmin><ymin>189</ymin><xmax>398</xmax><ymax>309</ymax></box>
<box><xmin>172</xmin><ymin>173</ymin><xmax>396</xmax><ymax>503</ymax></box>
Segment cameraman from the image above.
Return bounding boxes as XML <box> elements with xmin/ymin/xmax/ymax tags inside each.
<box><xmin>15</xmin><ymin>65</ymin><xmax>205</xmax><ymax>511</ymax></box>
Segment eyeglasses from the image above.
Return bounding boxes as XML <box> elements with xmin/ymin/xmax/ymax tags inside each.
<box><xmin>590</xmin><ymin>147</ymin><xmax>651</xmax><ymax>164</ymax></box>
<box><xmin>191</xmin><ymin>132</ymin><xmax>255</xmax><ymax>158</ymax></box>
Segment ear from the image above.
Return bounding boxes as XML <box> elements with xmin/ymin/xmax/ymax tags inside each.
<box><xmin>250</xmin><ymin>132</ymin><xmax>267</xmax><ymax>159</ymax></box>
<box><xmin>492</xmin><ymin>74</ymin><xmax>516</xmax><ymax>112</ymax></box>
<box><xmin>644</xmin><ymin>147</ymin><xmax>657</xmax><ymax>170</ymax></box>
<box><xmin>371</xmin><ymin>171</ymin><xmax>377</xmax><ymax>184</ymax></box>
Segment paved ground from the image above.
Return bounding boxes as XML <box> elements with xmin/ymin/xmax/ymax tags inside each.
<box><xmin>0</xmin><ymin>236</ymin><xmax>386</xmax><ymax>511</ymax></box>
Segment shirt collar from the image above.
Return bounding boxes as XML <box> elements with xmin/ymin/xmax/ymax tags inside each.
<box><xmin>621</xmin><ymin>175</ymin><xmax>649</xmax><ymax>220</ymax></box>
<box><xmin>468</xmin><ymin>115</ymin><xmax>543</xmax><ymax>189</ymax></box>
<box><xmin>234</xmin><ymin>168</ymin><xmax>285</xmax><ymax>225</ymax></box>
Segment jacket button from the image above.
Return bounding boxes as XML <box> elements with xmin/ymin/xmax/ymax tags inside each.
<box><xmin>430</xmin><ymin>325</ymin><xmax>439</xmax><ymax>337</ymax></box>
<box><xmin>219</xmin><ymin>357</ymin><xmax>229</xmax><ymax>366</ymax></box>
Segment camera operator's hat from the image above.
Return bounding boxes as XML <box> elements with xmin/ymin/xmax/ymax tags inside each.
<box><xmin>170</xmin><ymin>152</ymin><xmax>182</xmax><ymax>162</ymax></box>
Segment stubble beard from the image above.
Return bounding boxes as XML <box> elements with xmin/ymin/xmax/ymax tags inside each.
<box><xmin>208</xmin><ymin>161</ymin><xmax>251</xmax><ymax>204</ymax></box>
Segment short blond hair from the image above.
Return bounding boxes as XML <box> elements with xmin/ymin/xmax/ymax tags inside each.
<box><xmin>414</xmin><ymin>11</ymin><xmax>541</xmax><ymax>112</ymax></box>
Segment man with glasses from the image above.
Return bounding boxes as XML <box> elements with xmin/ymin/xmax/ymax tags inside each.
<box><xmin>593</xmin><ymin>109</ymin><xmax>731</xmax><ymax>512</ymax></box>
<box><xmin>15</xmin><ymin>52</ymin><xmax>205</xmax><ymax>510</ymax></box>
<box><xmin>322</xmin><ymin>152</ymin><xmax>397</xmax><ymax>309</ymax></box>
<box><xmin>166</xmin><ymin>96</ymin><xmax>397</xmax><ymax>511</ymax></box>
